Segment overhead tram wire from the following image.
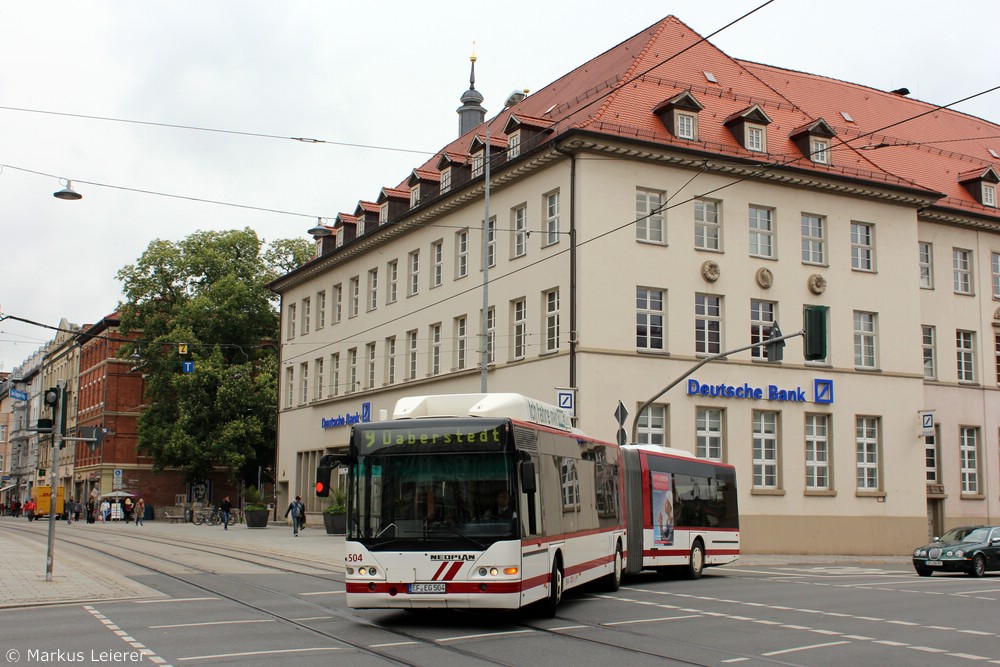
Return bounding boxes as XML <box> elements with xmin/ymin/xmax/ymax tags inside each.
<box><xmin>0</xmin><ymin>105</ymin><xmax>436</xmax><ymax>157</ymax></box>
<box><xmin>278</xmin><ymin>80</ymin><xmax>1000</xmax><ymax>367</ymax></box>
<box><xmin>0</xmin><ymin>3</ymin><xmax>775</xmax><ymax>232</ymax></box>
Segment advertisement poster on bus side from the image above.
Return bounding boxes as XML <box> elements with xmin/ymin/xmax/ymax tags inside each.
<box><xmin>651</xmin><ymin>471</ymin><xmax>674</xmax><ymax>545</ymax></box>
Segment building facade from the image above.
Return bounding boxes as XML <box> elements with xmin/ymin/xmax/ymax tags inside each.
<box><xmin>271</xmin><ymin>15</ymin><xmax>1000</xmax><ymax>553</ymax></box>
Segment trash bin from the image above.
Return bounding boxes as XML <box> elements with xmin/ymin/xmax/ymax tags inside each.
<box><xmin>184</xmin><ymin>508</ymin><xmax>192</xmax><ymax>523</ymax></box>
<box><xmin>144</xmin><ymin>504</ymin><xmax>154</xmax><ymax>521</ymax></box>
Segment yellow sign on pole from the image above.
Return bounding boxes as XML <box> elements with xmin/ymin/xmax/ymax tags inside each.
<box><xmin>179</xmin><ymin>343</ymin><xmax>188</xmax><ymax>355</ymax></box>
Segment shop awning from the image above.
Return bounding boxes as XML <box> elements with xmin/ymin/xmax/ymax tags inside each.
<box><xmin>0</xmin><ymin>484</ymin><xmax>17</xmax><ymax>494</ymax></box>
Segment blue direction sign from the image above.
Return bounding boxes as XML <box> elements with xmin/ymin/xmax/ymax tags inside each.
<box><xmin>10</xmin><ymin>389</ymin><xmax>28</xmax><ymax>401</ymax></box>
<box><xmin>182</xmin><ymin>361</ymin><xmax>194</xmax><ymax>373</ymax></box>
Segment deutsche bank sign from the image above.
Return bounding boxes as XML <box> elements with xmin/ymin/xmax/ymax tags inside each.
<box><xmin>321</xmin><ymin>401</ymin><xmax>373</xmax><ymax>430</ymax></box>
<box><xmin>686</xmin><ymin>378</ymin><xmax>834</xmax><ymax>405</ymax></box>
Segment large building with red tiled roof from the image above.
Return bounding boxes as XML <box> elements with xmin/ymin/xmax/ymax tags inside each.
<box><xmin>271</xmin><ymin>15</ymin><xmax>1000</xmax><ymax>554</ymax></box>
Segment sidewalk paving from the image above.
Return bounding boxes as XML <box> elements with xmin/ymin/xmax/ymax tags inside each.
<box><xmin>0</xmin><ymin>515</ymin><xmax>907</xmax><ymax>609</ymax></box>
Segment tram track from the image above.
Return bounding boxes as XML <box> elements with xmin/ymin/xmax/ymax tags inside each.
<box><xmin>4</xmin><ymin>523</ymin><xmax>803</xmax><ymax>666</ymax></box>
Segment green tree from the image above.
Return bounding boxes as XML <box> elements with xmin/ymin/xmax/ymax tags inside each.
<box><xmin>116</xmin><ymin>228</ymin><xmax>312</xmax><ymax>481</ymax></box>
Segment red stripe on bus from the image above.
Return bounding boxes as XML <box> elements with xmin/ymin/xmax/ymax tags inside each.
<box><xmin>346</xmin><ymin>582</ymin><xmax>522</xmax><ymax>595</ymax></box>
<box><xmin>520</xmin><ymin>525</ymin><xmax>624</xmax><ymax>548</ymax></box>
<box><xmin>431</xmin><ymin>562</ymin><xmax>449</xmax><ymax>580</ymax></box>
<box><xmin>444</xmin><ymin>561</ymin><xmax>464</xmax><ymax>580</ymax></box>
<box><xmin>643</xmin><ymin>548</ymin><xmax>740</xmax><ymax>557</ymax></box>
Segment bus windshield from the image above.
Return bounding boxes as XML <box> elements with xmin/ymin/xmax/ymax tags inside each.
<box><xmin>350</xmin><ymin>450</ymin><xmax>518</xmax><ymax>550</ymax></box>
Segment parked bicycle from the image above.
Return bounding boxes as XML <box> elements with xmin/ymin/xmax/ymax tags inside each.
<box><xmin>191</xmin><ymin>506</ymin><xmax>236</xmax><ymax>526</ymax></box>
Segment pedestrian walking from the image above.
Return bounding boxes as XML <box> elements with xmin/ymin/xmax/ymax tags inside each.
<box><xmin>86</xmin><ymin>499</ymin><xmax>96</xmax><ymax>524</ymax></box>
<box><xmin>74</xmin><ymin>500</ymin><xmax>82</xmax><ymax>523</ymax></box>
<box><xmin>220</xmin><ymin>496</ymin><xmax>232</xmax><ymax>530</ymax></box>
<box><xmin>284</xmin><ymin>495</ymin><xmax>304</xmax><ymax>537</ymax></box>
<box><xmin>100</xmin><ymin>499</ymin><xmax>110</xmax><ymax>523</ymax></box>
<box><xmin>134</xmin><ymin>498</ymin><xmax>145</xmax><ymax>526</ymax></box>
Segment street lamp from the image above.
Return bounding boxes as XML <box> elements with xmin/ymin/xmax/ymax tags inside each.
<box><xmin>53</xmin><ymin>180</ymin><xmax>83</xmax><ymax>201</ymax></box>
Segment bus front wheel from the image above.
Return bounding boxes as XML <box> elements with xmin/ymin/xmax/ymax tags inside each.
<box><xmin>684</xmin><ymin>541</ymin><xmax>705</xmax><ymax>580</ymax></box>
<box><xmin>541</xmin><ymin>561</ymin><xmax>563</xmax><ymax>617</ymax></box>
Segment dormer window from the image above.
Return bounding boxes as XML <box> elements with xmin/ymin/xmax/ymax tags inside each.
<box><xmin>652</xmin><ymin>91</ymin><xmax>704</xmax><ymax>142</ymax></box>
<box><xmin>508</xmin><ymin>132</ymin><xmax>521</xmax><ymax>159</ymax></box>
<box><xmin>336</xmin><ymin>231</ymin><xmax>344</xmax><ymax>248</ymax></box>
<box><xmin>985</xmin><ymin>183</ymin><xmax>997</xmax><ymax>208</ymax></box>
<box><xmin>790</xmin><ymin>119</ymin><xmax>837</xmax><ymax>166</ymax></box>
<box><xmin>724</xmin><ymin>105</ymin><xmax>773</xmax><ymax>154</ymax></box>
<box><xmin>410</xmin><ymin>184</ymin><xmax>421</xmax><ymax>208</ymax></box>
<box><xmin>811</xmin><ymin>139</ymin><xmax>830</xmax><ymax>164</ymax></box>
<box><xmin>676</xmin><ymin>113</ymin><xmax>695</xmax><ymax>140</ymax></box>
<box><xmin>379</xmin><ymin>203</ymin><xmax>388</xmax><ymax>223</ymax></box>
<box><xmin>357</xmin><ymin>218</ymin><xmax>365</xmax><ymax>236</ymax></box>
<box><xmin>959</xmin><ymin>166</ymin><xmax>1000</xmax><ymax>208</ymax></box>
<box><xmin>472</xmin><ymin>153</ymin><xmax>484</xmax><ymax>178</ymax></box>
<box><xmin>440</xmin><ymin>168</ymin><xmax>452</xmax><ymax>193</ymax></box>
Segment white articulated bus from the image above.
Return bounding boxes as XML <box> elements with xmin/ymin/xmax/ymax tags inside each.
<box><xmin>621</xmin><ymin>444</ymin><xmax>740</xmax><ymax>578</ymax></box>
<box><xmin>318</xmin><ymin>393</ymin><xmax>626</xmax><ymax>614</ymax></box>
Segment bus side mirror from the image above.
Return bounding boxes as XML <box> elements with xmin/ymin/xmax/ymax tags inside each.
<box><xmin>519</xmin><ymin>460</ymin><xmax>536</xmax><ymax>494</ymax></box>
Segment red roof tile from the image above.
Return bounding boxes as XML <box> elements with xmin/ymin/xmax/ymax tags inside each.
<box><xmin>371</xmin><ymin>14</ymin><xmax>998</xmax><ymax>222</ymax></box>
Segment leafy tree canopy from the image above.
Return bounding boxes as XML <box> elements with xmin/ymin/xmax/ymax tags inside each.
<box><xmin>116</xmin><ymin>228</ymin><xmax>312</xmax><ymax>481</ymax></box>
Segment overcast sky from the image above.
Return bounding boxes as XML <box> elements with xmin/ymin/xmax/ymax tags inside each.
<box><xmin>1</xmin><ymin>1</ymin><xmax>997</xmax><ymax>373</ymax></box>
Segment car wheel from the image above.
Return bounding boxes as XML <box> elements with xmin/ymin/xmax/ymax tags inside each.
<box><xmin>684</xmin><ymin>541</ymin><xmax>705</xmax><ymax>580</ymax></box>
<box><xmin>914</xmin><ymin>565</ymin><xmax>933</xmax><ymax>577</ymax></box>
<box><xmin>970</xmin><ymin>554</ymin><xmax>986</xmax><ymax>578</ymax></box>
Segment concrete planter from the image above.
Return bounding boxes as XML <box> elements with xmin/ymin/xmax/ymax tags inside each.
<box><xmin>323</xmin><ymin>512</ymin><xmax>346</xmax><ymax>534</ymax></box>
<box><xmin>244</xmin><ymin>509</ymin><xmax>270</xmax><ymax>528</ymax></box>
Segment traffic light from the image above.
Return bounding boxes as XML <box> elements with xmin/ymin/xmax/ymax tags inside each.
<box><xmin>765</xmin><ymin>323</ymin><xmax>785</xmax><ymax>362</ymax></box>
<box><xmin>43</xmin><ymin>387</ymin><xmax>60</xmax><ymax>409</ymax></box>
<box><xmin>315</xmin><ymin>459</ymin><xmax>332</xmax><ymax>497</ymax></box>
<box><xmin>803</xmin><ymin>306</ymin><xmax>828</xmax><ymax>361</ymax></box>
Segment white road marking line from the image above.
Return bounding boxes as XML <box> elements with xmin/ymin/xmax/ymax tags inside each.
<box><xmin>762</xmin><ymin>641</ymin><xmax>850</xmax><ymax>656</ymax></box>
<box><xmin>134</xmin><ymin>597</ymin><xmax>218</xmax><ymax>604</ymax></box>
<box><xmin>721</xmin><ymin>659</ymin><xmax>749</xmax><ymax>663</ymax></box>
<box><xmin>437</xmin><ymin>630</ymin><xmax>534</xmax><ymax>642</ymax></box>
<box><xmin>604</xmin><ymin>615</ymin><xmax>700</xmax><ymax>626</ymax></box>
<box><xmin>549</xmin><ymin>625</ymin><xmax>587</xmax><ymax>631</ymax></box>
<box><xmin>85</xmin><ymin>606</ymin><xmax>174</xmax><ymax>667</ymax></box>
<box><xmin>947</xmin><ymin>653</ymin><xmax>992</xmax><ymax>661</ymax></box>
<box><xmin>910</xmin><ymin>646</ymin><xmax>948</xmax><ymax>653</ymax></box>
<box><xmin>370</xmin><ymin>641</ymin><xmax>419</xmax><ymax>648</ymax></box>
<box><xmin>176</xmin><ymin>648</ymin><xmax>344</xmax><ymax>661</ymax></box>
<box><xmin>149</xmin><ymin>619</ymin><xmax>275</xmax><ymax>629</ymax></box>
<box><xmin>299</xmin><ymin>590</ymin><xmax>343</xmax><ymax>596</ymax></box>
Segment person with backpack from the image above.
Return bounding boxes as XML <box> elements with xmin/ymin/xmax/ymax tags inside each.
<box><xmin>284</xmin><ymin>495</ymin><xmax>304</xmax><ymax>537</ymax></box>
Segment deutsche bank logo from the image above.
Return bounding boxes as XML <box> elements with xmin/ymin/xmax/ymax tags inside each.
<box><xmin>813</xmin><ymin>379</ymin><xmax>834</xmax><ymax>404</ymax></box>
<box><xmin>361</xmin><ymin>402</ymin><xmax>372</xmax><ymax>423</ymax></box>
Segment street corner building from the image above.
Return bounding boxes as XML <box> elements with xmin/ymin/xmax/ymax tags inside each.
<box><xmin>268</xmin><ymin>15</ymin><xmax>1000</xmax><ymax>555</ymax></box>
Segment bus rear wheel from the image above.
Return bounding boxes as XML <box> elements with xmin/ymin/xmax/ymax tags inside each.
<box><xmin>684</xmin><ymin>541</ymin><xmax>705</xmax><ymax>580</ymax></box>
<box><xmin>600</xmin><ymin>544</ymin><xmax>623</xmax><ymax>592</ymax></box>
